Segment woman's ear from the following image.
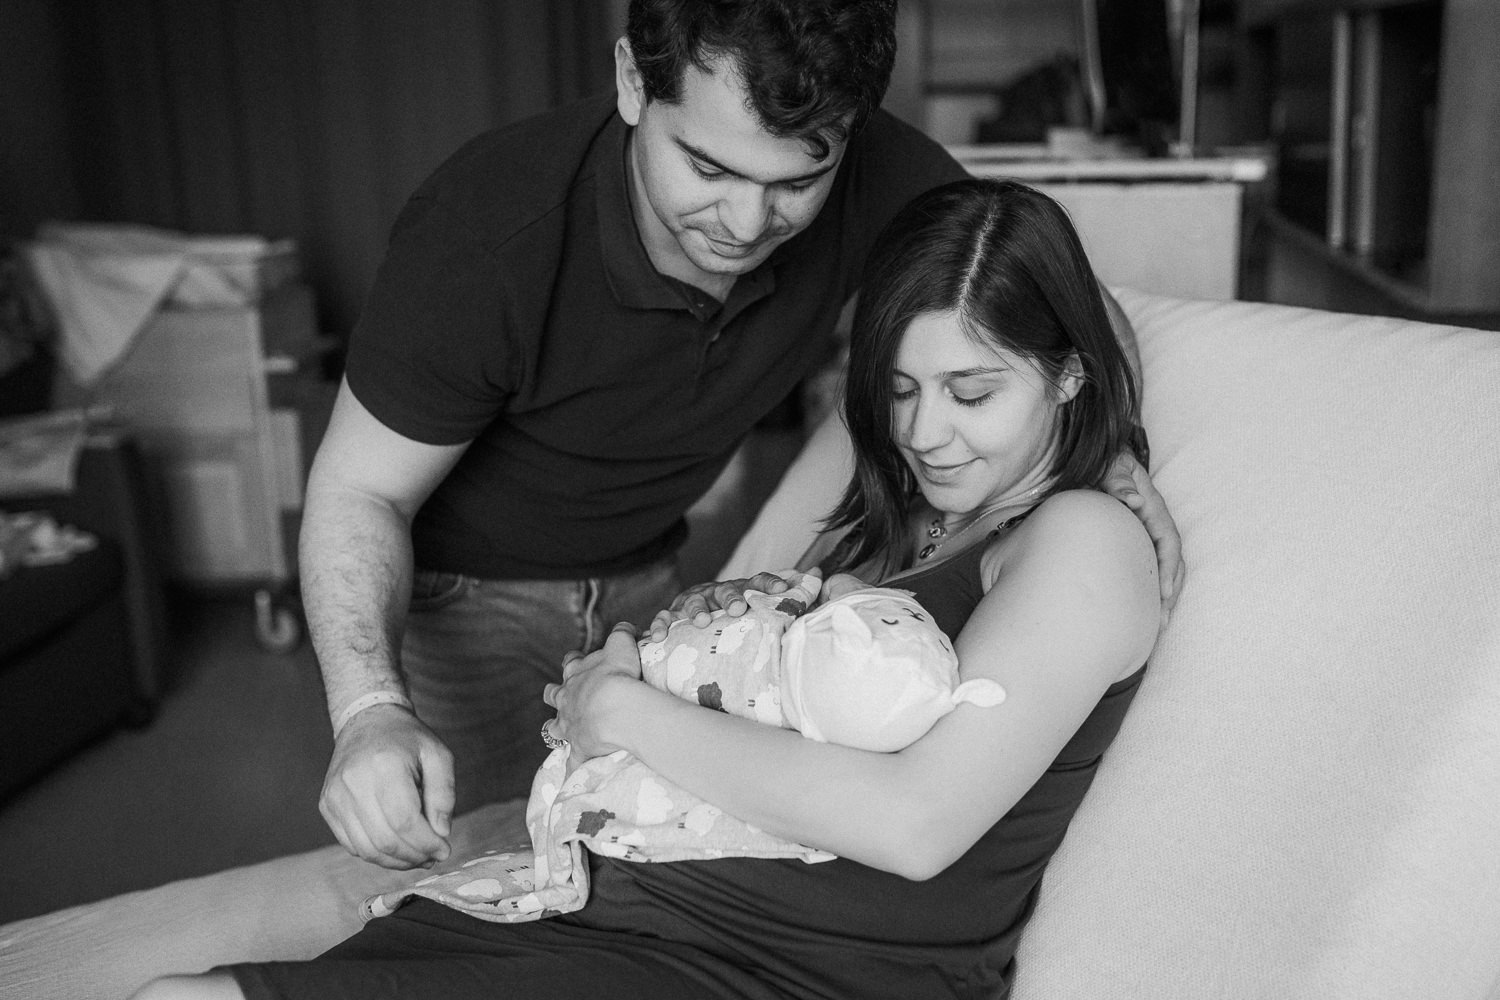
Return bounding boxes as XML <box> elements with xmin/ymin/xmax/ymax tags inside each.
<box><xmin>1056</xmin><ymin>353</ymin><xmax>1085</xmax><ymax>403</ymax></box>
<box><xmin>615</xmin><ymin>38</ymin><xmax>646</xmax><ymax>127</ymax></box>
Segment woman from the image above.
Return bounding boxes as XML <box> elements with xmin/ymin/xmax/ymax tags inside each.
<box><xmin>134</xmin><ymin>179</ymin><xmax>1159</xmax><ymax>1000</ymax></box>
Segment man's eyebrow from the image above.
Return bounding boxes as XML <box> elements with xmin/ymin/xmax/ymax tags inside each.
<box><xmin>676</xmin><ymin>138</ymin><xmax>840</xmax><ymax>185</ymax></box>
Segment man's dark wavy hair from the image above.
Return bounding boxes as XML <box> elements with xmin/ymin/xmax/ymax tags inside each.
<box><xmin>625</xmin><ymin>0</ymin><xmax>898</xmax><ymax>159</ymax></box>
<box><xmin>826</xmin><ymin>179</ymin><xmax>1141</xmax><ymax>577</ymax></box>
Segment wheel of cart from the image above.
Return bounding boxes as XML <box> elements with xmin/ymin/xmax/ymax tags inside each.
<box><xmin>68</xmin><ymin>271</ymin><xmax>335</xmax><ymax>657</ymax></box>
<box><xmin>253</xmin><ymin>583</ymin><xmax>303</xmax><ymax>654</ymax></box>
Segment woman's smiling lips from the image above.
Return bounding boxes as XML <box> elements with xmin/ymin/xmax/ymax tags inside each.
<box><xmin>913</xmin><ymin>457</ymin><xmax>975</xmax><ymax>484</ymax></box>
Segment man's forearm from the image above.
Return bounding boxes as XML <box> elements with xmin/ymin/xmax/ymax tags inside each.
<box><xmin>299</xmin><ymin>485</ymin><xmax>415</xmax><ymax>722</ymax></box>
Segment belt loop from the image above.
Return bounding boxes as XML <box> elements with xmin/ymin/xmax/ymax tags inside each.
<box><xmin>582</xmin><ymin>578</ymin><xmax>602</xmax><ymax>651</ymax></box>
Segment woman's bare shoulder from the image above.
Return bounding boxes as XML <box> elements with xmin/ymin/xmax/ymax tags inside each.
<box><xmin>991</xmin><ymin>488</ymin><xmax>1154</xmax><ymax>565</ymax></box>
<box><xmin>978</xmin><ymin>489</ymin><xmax>1159</xmax><ymax>668</ymax></box>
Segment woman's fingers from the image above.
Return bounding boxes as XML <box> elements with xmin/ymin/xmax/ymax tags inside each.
<box><xmin>550</xmin><ymin>624</ymin><xmax>643</xmax><ymax>711</ymax></box>
<box><xmin>541</xmin><ymin>622</ymin><xmax>645</xmax><ymax>762</ymax></box>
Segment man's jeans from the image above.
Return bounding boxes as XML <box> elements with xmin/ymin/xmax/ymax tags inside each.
<box><xmin>402</xmin><ymin>558</ymin><xmax>683</xmax><ymax>813</ymax></box>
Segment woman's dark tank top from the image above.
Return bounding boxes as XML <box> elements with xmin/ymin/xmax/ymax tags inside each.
<box><xmin>575</xmin><ymin>538</ymin><xmax>1146</xmax><ymax>1000</ymax></box>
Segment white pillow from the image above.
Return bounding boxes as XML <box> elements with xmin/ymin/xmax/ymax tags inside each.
<box><xmin>1014</xmin><ymin>290</ymin><xmax>1500</xmax><ymax>999</ymax></box>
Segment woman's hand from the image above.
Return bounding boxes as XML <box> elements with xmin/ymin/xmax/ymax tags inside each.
<box><xmin>542</xmin><ymin>622</ymin><xmax>646</xmax><ymax>761</ymax></box>
<box><xmin>646</xmin><ymin>571</ymin><xmax>796</xmax><ymax>642</ymax></box>
<box><xmin>1101</xmin><ymin>451</ymin><xmax>1185</xmax><ymax>620</ymax></box>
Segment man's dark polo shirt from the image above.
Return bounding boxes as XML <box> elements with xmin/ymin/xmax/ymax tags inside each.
<box><xmin>346</xmin><ymin>93</ymin><xmax>965</xmax><ymax>580</ymax></box>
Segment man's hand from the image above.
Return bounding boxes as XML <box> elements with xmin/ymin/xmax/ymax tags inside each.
<box><xmin>646</xmin><ymin>571</ymin><xmax>796</xmax><ymax>642</ymax></box>
<box><xmin>1102</xmin><ymin>451</ymin><xmax>1185</xmax><ymax>620</ymax></box>
<box><xmin>319</xmin><ymin>704</ymin><xmax>455</xmax><ymax>870</ymax></box>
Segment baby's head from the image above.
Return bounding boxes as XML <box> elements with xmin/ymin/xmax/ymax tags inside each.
<box><xmin>779</xmin><ymin>583</ymin><xmax>1003</xmax><ymax>752</ymax></box>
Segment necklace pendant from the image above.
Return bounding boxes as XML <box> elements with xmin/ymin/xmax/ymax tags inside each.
<box><xmin>918</xmin><ymin>543</ymin><xmax>936</xmax><ymax>560</ymax></box>
<box><xmin>926</xmin><ymin>519</ymin><xmax>945</xmax><ymax>539</ymax></box>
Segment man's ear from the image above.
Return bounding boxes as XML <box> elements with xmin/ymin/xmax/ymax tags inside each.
<box><xmin>615</xmin><ymin>37</ymin><xmax>645</xmax><ymax>126</ymax></box>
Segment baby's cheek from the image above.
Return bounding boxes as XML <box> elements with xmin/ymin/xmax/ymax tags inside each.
<box><xmin>822</xmin><ymin>573</ymin><xmax>873</xmax><ymax>603</ymax></box>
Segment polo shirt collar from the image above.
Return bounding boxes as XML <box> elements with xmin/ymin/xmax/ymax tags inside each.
<box><xmin>596</xmin><ymin>114</ymin><xmax>775</xmax><ymax>316</ymax></box>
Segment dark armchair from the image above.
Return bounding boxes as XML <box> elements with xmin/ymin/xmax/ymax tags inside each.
<box><xmin>0</xmin><ymin>430</ymin><xmax>170</xmax><ymax>800</ymax></box>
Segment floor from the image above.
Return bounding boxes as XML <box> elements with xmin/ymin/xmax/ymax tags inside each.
<box><xmin>0</xmin><ymin>595</ymin><xmax>336</xmax><ymax>925</ymax></box>
<box><xmin>0</xmin><ymin>428</ymin><xmax>805</xmax><ymax>927</ymax></box>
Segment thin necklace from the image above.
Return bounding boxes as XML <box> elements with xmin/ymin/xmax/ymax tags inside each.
<box><xmin>917</xmin><ymin>481</ymin><xmax>1052</xmax><ymax>561</ymax></box>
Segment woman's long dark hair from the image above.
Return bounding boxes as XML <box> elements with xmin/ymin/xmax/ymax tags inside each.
<box><xmin>826</xmin><ymin>178</ymin><xmax>1140</xmax><ymax>576</ymax></box>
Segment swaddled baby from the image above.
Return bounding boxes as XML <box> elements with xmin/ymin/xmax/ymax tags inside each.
<box><xmin>362</xmin><ymin>571</ymin><xmax>1006</xmax><ymax>925</ymax></box>
<box><xmin>639</xmin><ymin>571</ymin><xmax>1006</xmax><ymax>752</ymax></box>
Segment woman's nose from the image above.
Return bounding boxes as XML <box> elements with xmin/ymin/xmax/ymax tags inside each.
<box><xmin>899</xmin><ymin>395</ymin><xmax>950</xmax><ymax>453</ymax></box>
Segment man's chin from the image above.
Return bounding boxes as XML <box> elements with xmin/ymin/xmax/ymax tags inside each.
<box><xmin>682</xmin><ymin>233</ymin><xmax>780</xmax><ymax>273</ymax></box>
<box><xmin>684</xmin><ymin>246</ymin><xmax>771</xmax><ymax>277</ymax></box>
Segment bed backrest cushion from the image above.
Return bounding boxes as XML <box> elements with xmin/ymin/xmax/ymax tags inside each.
<box><xmin>1013</xmin><ymin>289</ymin><xmax>1500</xmax><ymax>999</ymax></box>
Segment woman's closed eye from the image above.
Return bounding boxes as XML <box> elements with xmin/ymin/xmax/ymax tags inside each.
<box><xmin>948</xmin><ymin>374</ymin><xmax>1005</xmax><ymax>406</ymax></box>
<box><xmin>892</xmin><ymin>371</ymin><xmax>1005</xmax><ymax>406</ymax></box>
<box><xmin>889</xmin><ymin>385</ymin><xmax>997</xmax><ymax>407</ymax></box>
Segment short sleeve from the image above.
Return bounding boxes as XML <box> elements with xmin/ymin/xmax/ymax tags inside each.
<box><xmin>345</xmin><ymin>193</ymin><xmax>519</xmax><ymax>445</ymax></box>
<box><xmin>838</xmin><ymin>111</ymin><xmax>969</xmax><ymax>263</ymax></box>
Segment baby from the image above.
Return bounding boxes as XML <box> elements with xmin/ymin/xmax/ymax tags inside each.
<box><xmin>639</xmin><ymin>571</ymin><xmax>1006</xmax><ymax>752</ymax></box>
<box><xmin>363</xmin><ymin>571</ymin><xmax>1005</xmax><ymax>925</ymax></box>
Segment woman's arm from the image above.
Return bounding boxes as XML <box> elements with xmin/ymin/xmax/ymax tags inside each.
<box><xmin>556</xmin><ymin>491</ymin><xmax>1159</xmax><ymax>880</ymax></box>
<box><xmin>717</xmin><ymin>409</ymin><xmax>855</xmax><ymax>579</ymax></box>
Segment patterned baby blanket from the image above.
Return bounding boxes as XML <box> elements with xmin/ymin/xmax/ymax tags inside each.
<box><xmin>363</xmin><ymin>572</ymin><xmax>1003</xmax><ymax>924</ymax></box>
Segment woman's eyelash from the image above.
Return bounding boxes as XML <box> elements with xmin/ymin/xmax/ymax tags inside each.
<box><xmin>890</xmin><ymin>385</ymin><xmax>993</xmax><ymax>406</ymax></box>
<box><xmin>890</xmin><ymin>388</ymin><xmax>991</xmax><ymax>406</ymax></box>
<box><xmin>690</xmin><ymin>162</ymin><xmax>724</xmax><ymax>180</ymax></box>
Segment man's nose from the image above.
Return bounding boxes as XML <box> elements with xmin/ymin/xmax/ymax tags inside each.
<box><xmin>718</xmin><ymin>182</ymin><xmax>772</xmax><ymax>243</ymax></box>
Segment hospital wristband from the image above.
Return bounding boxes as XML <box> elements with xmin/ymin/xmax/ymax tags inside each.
<box><xmin>332</xmin><ymin>691</ymin><xmax>414</xmax><ymax>738</ymax></box>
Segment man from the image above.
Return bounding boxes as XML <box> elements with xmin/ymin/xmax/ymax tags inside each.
<box><xmin>303</xmin><ymin>0</ymin><xmax>1181</xmax><ymax>872</ymax></box>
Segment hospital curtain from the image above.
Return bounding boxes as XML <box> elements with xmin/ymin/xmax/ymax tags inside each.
<box><xmin>48</xmin><ymin>0</ymin><xmax>621</xmax><ymax>335</ymax></box>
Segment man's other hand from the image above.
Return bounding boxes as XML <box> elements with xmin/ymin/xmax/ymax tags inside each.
<box><xmin>1102</xmin><ymin>451</ymin><xmax>1185</xmax><ymax>622</ymax></box>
